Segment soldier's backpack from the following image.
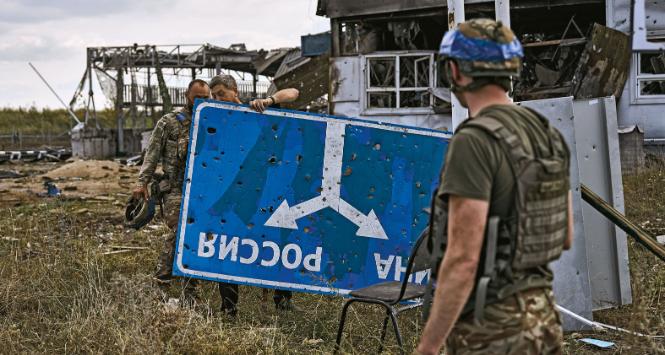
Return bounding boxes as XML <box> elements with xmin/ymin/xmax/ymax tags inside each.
<box><xmin>422</xmin><ymin>105</ymin><xmax>570</xmax><ymax>320</ymax></box>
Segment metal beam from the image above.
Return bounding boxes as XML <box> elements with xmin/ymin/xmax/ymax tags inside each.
<box><xmin>448</xmin><ymin>0</ymin><xmax>468</xmax><ymax>132</ymax></box>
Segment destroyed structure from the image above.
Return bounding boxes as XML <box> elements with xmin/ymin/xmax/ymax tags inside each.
<box><xmin>69</xmin><ymin>41</ymin><xmax>329</xmax><ymax>158</ymax></box>
<box><xmin>312</xmin><ymin>0</ymin><xmax>660</xmax><ymax>331</ymax></box>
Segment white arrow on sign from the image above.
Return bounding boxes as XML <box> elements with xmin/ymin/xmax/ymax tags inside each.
<box><xmin>265</xmin><ymin>121</ymin><xmax>388</xmax><ymax>240</ymax></box>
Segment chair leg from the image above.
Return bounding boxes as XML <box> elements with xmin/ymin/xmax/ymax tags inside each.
<box><xmin>335</xmin><ymin>299</ymin><xmax>356</xmax><ymax>353</ymax></box>
<box><xmin>388</xmin><ymin>309</ymin><xmax>404</xmax><ymax>354</ymax></box>
<box><xmin>377</xmin><ymin>308</ymin><xmax>391</xmax><ymax>354</ymax></box>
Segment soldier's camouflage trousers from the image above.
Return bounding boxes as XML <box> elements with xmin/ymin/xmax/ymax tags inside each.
<box><xmin>155</xmin><ymin>192</ymin><xmax>197</xmax><ymax>293</ymax></box>
<box><xmin>446</xmin><ymin>287</ymin><xmax>563</xmax><ymax>355</ymax></box>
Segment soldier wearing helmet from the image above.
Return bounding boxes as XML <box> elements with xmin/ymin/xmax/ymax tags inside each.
<box><xmin>416</xmin><ymin>19</ymin><xmax>573</xmax><ymax>355</ymax></box>
<box><xmin>209</xmin><ymin>74</ymin><xmax>300</xmax><ymax>316</ymax></box>
<box><xmin>132</xmin><ymin>79</ymin><xmax>210</xmax><ymax>304</ymax></box>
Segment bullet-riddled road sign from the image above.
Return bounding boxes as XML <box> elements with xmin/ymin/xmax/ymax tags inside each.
<box><xmin>173</xmin><ymin>101</ymin><xmax>451</xmax><ymax>294</ymax></box>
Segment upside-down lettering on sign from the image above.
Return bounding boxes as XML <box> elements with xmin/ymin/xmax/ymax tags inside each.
<box><xmin>173</xmin><ymin>100</ymin><xmax>450</xmax><ymax>294</ymax></box>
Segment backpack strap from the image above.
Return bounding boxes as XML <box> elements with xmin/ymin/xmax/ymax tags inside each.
<box><xmin>457</xmin><ymin>115</ymin><xmax>530</xmax><ymax>175</ymax></box>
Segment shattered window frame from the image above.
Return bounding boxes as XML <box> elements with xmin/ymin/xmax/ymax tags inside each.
<box><xmin>363</xmin><ymin>52</ymin><xmax>436</xmax><ymax>114</ymax></box>
<box><xmin>633</xmin><ymin>52</ymin><xmax>665</xmax><ymax>104</ymax></box>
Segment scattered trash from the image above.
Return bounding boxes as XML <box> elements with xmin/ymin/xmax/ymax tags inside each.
<box><xmin>657</xmin><ymin>235</ymin><xmax>665</xmax><ymax>245</ymax></box>
<box><xmin>63</xmin><ymin>186</ymin><xmax>77</xmax><ymax>191</ymax></box>
<box><xmin>579</xmin><ymin>338</ymin><xmax>615</xmax><ymax>349</ymax></box>
<box><xmin>126</xmin><ymin>154</ymin><xmax>144</xmax><ymax>167</ymax></box>
<box><xmin>1</xmin><ymin>237</ymin><xmax>19</xmax><ymax>242</ymax></box>
<box><xmin>557</xmin><ymin>305</ymin><xmax>665</xmax><ymax>338</ymax></box>
<box><xmin>0</xmin><ymin>170</ymin><xmax>24</xmax><ymax>179</ymax></box>
<box><xmin>75</xmin><ymin>208</ymin><xmax>90</xmax><ymax>214</ymax></box>
<box><xmin>43</xmin><ymin>181</ymin><xmax>61</xmax><ymax>197</ymax></box>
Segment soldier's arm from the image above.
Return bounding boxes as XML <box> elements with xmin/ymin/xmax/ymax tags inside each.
<box><xmin>134</xmin><ymin>119</ymin><xmax>167</xmax><ymax>196</ymax></box>
<box><xmin>417</xmin><ymin>195</ymin><xmax>489</xmax><ymax>355</ymax></box>
<box><xmin>564</xmin><ymin>190</ymin><xmax>574</xmax><ymax>250</ymax></box>
<box><xmin>250</xmin><ymin>88</ymin><xmax>300</xmax><ymax>112</ymax></box>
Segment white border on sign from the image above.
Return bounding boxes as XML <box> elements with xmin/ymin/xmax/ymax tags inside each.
<box><xmin>175</xmin><ymin>101</ymin><xmax>452</xmax><ymax>294</ymax></box>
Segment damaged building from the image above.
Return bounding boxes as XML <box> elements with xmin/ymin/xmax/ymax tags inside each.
<box><xmin>316</xmin><ymin>0</ymin><xmax>665</xmax><ymax>160</ymax></box>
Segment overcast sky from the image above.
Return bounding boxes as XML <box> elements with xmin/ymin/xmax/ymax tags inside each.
<box><xmin>0</xmin><ymin>0</ymin><xmax>329</xmax><ymax>109</ymax></box>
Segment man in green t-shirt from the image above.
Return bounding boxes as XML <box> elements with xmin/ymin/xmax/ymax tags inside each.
<box><xmin>416</xmin><ymin>19</ymin><xmax>574</xmax><ymax>355</ymax></box>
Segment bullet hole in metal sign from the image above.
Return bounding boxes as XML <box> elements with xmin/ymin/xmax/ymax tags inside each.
<box><xmin>373</xmin><ymin>143</ymin><xmax>381</xmax><ymax>150</ymax></box>
<box><xmin>269</xmin><ymin>206</ymin><xmax>274</xmax><ymax>213</ymax></box>
<box><xmin>343</xmin><ymin>167</ymin><xmax>352</xmax><ymax>176</ymax></box>
<box><xmin>213</xmin><ymin>156</ymin><xmax>220</xmax><ymax>161</ymax></box>
<box><xmin>220</xmin><ymin>151</ymin><xmax>225</xmax><ymax>155</ymax></box>
<box><xmin>268</xmin><ymin>156</ymin><xmax>277</xmax><ymax>164</ymax></box>
<box><xmin>187</xmin><ymin>217</ymin><xmax>195</xmax><ymax>224</ymax></box>
<box><xmin>592</xmin><ymin>145</ymin><xmax>597</xmax><ymax>151</ymax></box>
<box><xmin>419</xmin><ymin>192</ymin><xmax>426</xmax><ymax>198</ymax></box>
<box><xmin>207</xmin><ymin>127</ymin><xmax>216</xmax><ymax>134</ymax></box>
<box><xmin>316</xmin><ymin>187</ymin><xmax>323</xmax><ymax>193</ymax></box>
<box><xmin>322</xmin><ymin>197</ymin><xmax>327</xmax><ymax>202</ymax></box>
<box><xmin>206</xmin><ymin>232</ymin><xmax>215</xmax><ymax>241</ymax></box>
<box><xmin>296</xmin><ymin>154</ymin><xmax>303</xmax><ymax>163</ymax></box>
<box><xmin>272</xmin><ymin>124</ymin><xmax>278</xmax><ymax>132</ymax></box>
<box><xmin>202</xmin><ymin>162</ymin><xmax>207</xmax><ymax>168</ymax></box>
<box><xmin>369</xmin><ymin>186</ymin><xmax>376</xmax><ymax>193</ymax></box>
<box><xmin>260</xmin><ymin>208</ymin><xmax>266</xmax><ymax>213</ymax></box>
<box><xmin>367</xmin><ymin>194</ymin><xmax>374</xmax><ymax>199</ymax></box>
<box><xmin>221</xmin><ymin>219</ymin><xmax>226</xmax><ymax>224</ymax></box>
<box><xmin>304</xmin><ymin>174</ymin><xmax>312</xmax><ymax>181</ymax></box>
<box><xmin>415</xmin><ymin>181</ymin><xmax>422</xmax><ymax>188</ymax></box>
<box><xmin>237</xmin><ymin>181</ymin><xmax>243</xmax><ymax>185</ymax></box>
<box><xmin>183</xmin><ymin>264</ymin><xmax>189</xmax><ymax>268</ymax></box>
<box><xmin>184</xmin><ymin>243</ymin><xmax>190</xmax><ymax>250</ymax></box>
<box><xmin>239</xmin><ymin>165</ymin><xmax>244</xmax><ymax>170</ymax></box>
<box><xmin>247</xmin><ymin>223</ymin><xmax>254</xmax><ymax>230</ymax></box>
<box><xmin>304</xmin><ymin>227</ymin><xmax>311</xmax><ymax>233</ymax></box>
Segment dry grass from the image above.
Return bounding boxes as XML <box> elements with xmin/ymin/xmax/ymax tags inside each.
<box><xmin>0</xmin><ymin>162</ymin><xmax>663</xmax><ymax>354</ymax></box>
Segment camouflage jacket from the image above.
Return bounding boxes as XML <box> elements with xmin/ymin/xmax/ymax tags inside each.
<box><xmin>137</xmin><ymin>106</ymin><xmax>192</xmax><ymax>191</ymax></box>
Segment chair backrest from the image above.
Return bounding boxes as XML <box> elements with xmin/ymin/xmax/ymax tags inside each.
<box><xmin>391</xmin><ymin>227</ymin><xmax>432</xmax><ymax>304</ymax></box>
<box><xmin>411</xmin><ymin>226</ymin><xmax>432</xmax><ymax>273</ymax></box>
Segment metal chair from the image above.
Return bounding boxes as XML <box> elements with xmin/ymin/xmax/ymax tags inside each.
<box><xmin>334</xmin><ymin>228</ymin><xmax>432</xmax><ymax>354</ymax></box>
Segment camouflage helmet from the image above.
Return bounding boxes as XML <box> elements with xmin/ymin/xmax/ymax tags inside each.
<box><xmin>125</xmin><ymin>195</ymin><xmax>156</xmax><ymax>230</ymax></box>
<box><xmin>439</xmin><ymin>18</ymin><xmax>523</xmax><ymax>78</ymax></box>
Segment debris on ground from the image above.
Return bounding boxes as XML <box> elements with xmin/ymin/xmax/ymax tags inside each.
<box><xmin>0</xmin><ymin>170</ymin><xmax>24</xmax><ymax>179</ymax></box>
<box><xmin>44</xmin><ymin>159</ymin><xmax>124</xmax><ymax>180</ymax></box>
<box><xmin>579</xmin><ymin>338</ymin><xmax>615</xmax><ymax>349</ymax></box>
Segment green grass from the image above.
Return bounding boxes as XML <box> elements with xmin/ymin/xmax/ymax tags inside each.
<box><xmin>0</xmin><ymin>107</ymin><xmax>160</xmax><ymax>135</ymax></box>
<box><xmin>0</xmin><ymin>167</ymin><xmax>663</xmax><ymax>354</ymax></box>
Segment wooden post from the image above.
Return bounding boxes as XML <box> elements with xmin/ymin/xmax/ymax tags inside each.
<box><xmin>581</xmin><ymin>184</ymin><xmax>665</xmax><ymax>262</ymax></box>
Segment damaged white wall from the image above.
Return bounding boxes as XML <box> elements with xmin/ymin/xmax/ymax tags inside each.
<box><xmin>610</xmin><ymin>0</ymin><xmax>665</xmax><ymax>139</ymax></box>
<box><xmin>330</xmin><ymin>56</ymin><xmax>452</xmax><ymax>131</ymax></box>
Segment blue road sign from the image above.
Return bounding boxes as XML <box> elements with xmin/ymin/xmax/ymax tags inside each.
<box><xmin>173</xmin><ymin>100</ymin><xmax>451</xmax><ymax>294</ymax></box>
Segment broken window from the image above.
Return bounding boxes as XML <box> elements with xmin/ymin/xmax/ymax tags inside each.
<box><xmin>636</xmin><ymin>52</ymin><xmax>665</xmax><ymax>98</ymax></box>
<box><xmin>365</xmin><ymin>53</ymin><xmax>434</xmax><ymax>110</ymax></box>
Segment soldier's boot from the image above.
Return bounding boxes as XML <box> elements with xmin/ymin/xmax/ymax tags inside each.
<box><xmin>274</xmin><ymin>290</ymin><xmax>299</xmax><ymax>312</ymax></box>
<box><xmin>219</xmin><ymin>282</ymin><xmax>239</xmax><ymax>317</ymax></box>
<box><xmin>153</xmin><ymin>231</ymin><xmax>176</xmax><ymax>286</ymax></box>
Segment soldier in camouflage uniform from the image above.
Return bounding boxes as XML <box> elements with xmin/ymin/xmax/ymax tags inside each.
<box><xmin>209</xmin><ymin>74</ymin><xmax>301</xmax><ymax>316</ymax></box>
<box><xmin>416</xmin><ymin>19</ymin><xmax>573</xmax><ymax>355</ymax></box>
<box><xmin>132</xmin><ymin>79</ymin><xmax>210</xmax><ymax>300</ymax></box>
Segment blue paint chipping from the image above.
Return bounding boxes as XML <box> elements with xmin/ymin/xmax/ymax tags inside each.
<box><xmin>173</xmin><ymin>99</ymin><xmax>450</xmax><ymax>295</ymax></box>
